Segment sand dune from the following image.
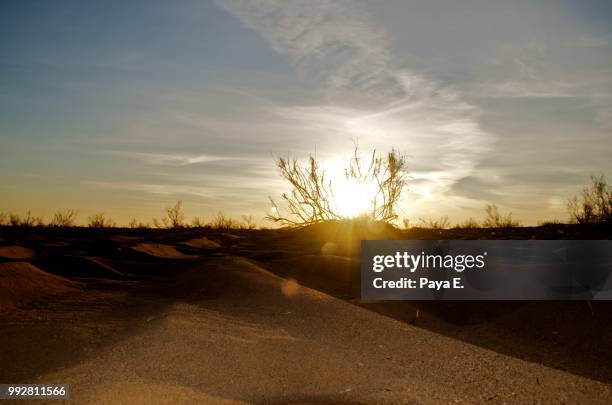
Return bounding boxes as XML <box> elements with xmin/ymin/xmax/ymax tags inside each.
<box><xmin>181</xmin><ymin>237</ymin><xmax>222</xmax><ymax>249</ymax></box>
<box><xmin>0</xmin><ymin>262</ymin><xmax>80</xmax><ymax>309</ymax></box>
<box><xmin>1</xmin><ymin>225</ymin><xmax>611</xmax><ymax>404</ymax></box>
<box><xmin>33</xmin><ymin>255</ymin><xmax>128</xmax><ymax>279</ymax></box>
<box><xmin>26</xmin><ymin>256</ymin><xmax>612</xmax><ymax>404</ymax></box>
<box><xmin>0</xmin><ymin>245</ymin><xmax>35</xmax><ymax>259</ymax></box>
<box><xmin>131</xmin><ymin>243</ymin><xmax>198</xmax><ymax>259</ymax></box>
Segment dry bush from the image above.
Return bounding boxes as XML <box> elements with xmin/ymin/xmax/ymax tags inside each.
<box><xmin>241</xmin><ymin>215</ymin><xmax>257</xmax><ymax>230</ymax></box>
<box><xmin>191</xmin><ymin>214</ymin><xmax>255</xmax><ymax>229</ymax></box>
<box><xmin>128</xmin><ymin>218</ymin><xmax>150</xmax><ymax>229</ymax></box>
<box><xmin>87</xmin><ymin>212</ymin><xmax>115</xmax><ymax>228</ymax></box>
<box><xmin>401</xmin><ymin>218</ymin><xmax>411</xmax><ymax>229</ymax></box>
<box><xmin>9</xmin><ymin>213</ymin><xmax>21</xmax><ymax>226</ymax></box>
<box><xmin>164</xmin><ymin>200</ymin><xmax>185</xmax><ymax>228</ymax></box>
<box><xmin>482</xmin><ymin>204</ymin><xmax>520</xmax><ymax>228</ymax></box>
<box><xmin>21</xmin><ymin>211</ymin><xmax>44</xmax><ymax>227</ymax></box>
<box><xmin>418</xmin><ymin>215</ymin><xmax>451</xmax><ymax>230</ymax></box>
<box><xmin>454</xmin><ymin>217</ymin><xmax>480</xmax><ymax>229</ymax></box>
<box><xmin>267</xmin><ymin>146</ymin><xmax>407</xmax><ymax>226</ymax></box>
<box><xmin>567</xmin><ymin>175</ymin><xmax>611</xmax><ymax>224</ymax></box>
<box><xmin>4</xmin><ymin>211</ymin><xmax>44</xmax><ymax>227</ymax></box>
<box><xmin>345</xmin><ymin>147</ymin><xmax>406</xmax><ymax>223</ymax></box>
<box><xmin>537</xmin><ymin>219</ymin><xmax>563</xmax><ymax>226</ymax></box>
<box><xmin>191</xmin><ymin>216</ymin><xmax>207</xmax><ymax>228</ymax></box>
<box><xmin>267</xmin><ymin>155</ymin><xmax>336</xmax><ymax>226</ymax></box>
<box><xmin>50</xmin><ymin>209</ymin><xmax>78</xmax><ymax>227</ymax></box>
<box><xmin>209</xmin><ymin>212</ymin><xmax>241</xmax><ymax>230</ymax></box>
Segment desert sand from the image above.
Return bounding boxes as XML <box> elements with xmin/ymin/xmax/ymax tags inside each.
<box><xmin>0</xmin><ymin>223</ymin><xmax>611</xmax><ymax>404</ymax></box>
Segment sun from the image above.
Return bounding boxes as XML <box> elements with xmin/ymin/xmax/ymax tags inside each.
<box><xmin>324</xmin><ymin>157</ymin><xmax>379</xmax><ymax>218</ymax></box>
<box><xmin>333</xmin><ymin>178</ymin><xmax>376</xmax><ymax>217</ymax></box>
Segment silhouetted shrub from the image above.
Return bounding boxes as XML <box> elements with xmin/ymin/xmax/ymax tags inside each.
<box><xmin>87</xmin><ymin>212</ymin><xmax>115</xmax><ymax>228</ymax></box>
<box><xmin>209</xmin><ymin>212</ymin><xmax>241</xmax><ymax>229</ymax></box>
<box><xmin>50</xmin><ymin>209</ymin><xmax>78</xmax><ymax>227</ymax></box>
<box><xmin>267</xmin><ymin>146</ymin><xmax>407</xmax><ymax>226</ymax></box>
<box><xmin>537</xmin><ymin>219</ymin><xmax>563</xmax><ymax>226</ymax></box>
<box><xmin>164</xmin><ymin>200</ymin><xmax>185</xmax><ymax>228</ymax></box>
<box><xmin>241</xmin><ymin>215</ymin><xmax>257</xmax><ymax>230</ymax></box>
<box><xmin>152</xmin><ymin>218</ymin><xmax>165</xmax><ymax>229</ymax></box>
<box><xmin>3</xmin><ymin>211</ymin><xmax>43</xmax><ymax>227</ymax></box>
<box><xmin>567</xmin><ymin>175</ymin><xmax>611</xmax><ymax>224</ymax></box>
<box><xmin>191</xmin><ymin>216</ymin><xmax>207</xmax><ymax>228</ymax></box>
<box><xmin>401</xmin><ymin>218</ymin><xmax>411</xmax><ymax>229</ymax></box>
<box><xmin>418</xmin><ymin>215</ymin><xmax>451</xmax><ymax>229</ymax></box>
<box><xmin>482</xmin><ymin>204</ymin><xmax>520</xmax><ymax>228</ymax></box>
<box><xmin>20</xmin><ymin>211</ymin><xmax>44</xmax><ymax>227</ymax></box>
<box><xmin>9</xmin><ymin>213</ymin><xmax>21</xmax><ymax>226</ymax></box>
<box><xmin>454</xmin><ymin>217</ymin><xmax>480</xmax><ymax>229</ymax></box>
<box><xmin>128</xmin><ymin>218</ymin><xmax>150</xmax><ymax>229</ymax></box>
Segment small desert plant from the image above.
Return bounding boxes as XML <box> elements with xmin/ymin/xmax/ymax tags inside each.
<box><xmin>152</xmin><ymin>218</ymin><xmax>165</xmax><ymax>229</ymax></box>
<box><xmin>164</xmin><ymin>200</ymin><xmax>185</xmax><ymax>228</ymax></box>
<box><xmin>482</xmin><ymin>204</ymin><xmax>520</xmax><ymax>228</ymax></box>
<box><xmin>267</xmin><ymin>155</ymin><xmax>336</xmax><ymax>226</ymax></box>
<box><xmin>454</xmin><ymin>217</ymin><xmax>480</xmax><ymax>229</ymax></box>
<box><xmin>0</xmin><ymin>212</ymin><xmax>6</xmax><ymax>225</ymax></box>
<box><xmin>87</xmin><ymin>212</ymin><xmax>115</xmax><ymax>228</ymax></box>
<box><xmin>4</xmin><ymin>211</ymin><xmax>43</xmax><ymax>226</ymax></box>
<box><xmin>191</xmin><ymin>216</ymin><xmax>207</xmax><ymax>228</ymax></box>
<box><xmin>345</xmin><ymin>147</ymin><xmax>406</xmax><ymax>223</ymax></box>
<box><xmin>419</xmin><ymin>215</ymin><xmax>451</xmax><ymax>230</ymax></box>
<box><xmin>210</xmin><ymin>212</ymin><xmax>241</xmax><ymax>230</ymax></box>
<box><xmin>537</xmin><ymin>219</ymin><xmax>563</xmax><ymax>226</ymax></box>
<box><xmin>267</xmin><ymin>146</ymin><xmax>407</xmax><ymax>226</ymax></box>
<box><xmin>241</xmin><ymin>215</ymin><xmax>257</xmax><ymax>230</ymax></box>
<box><xmin>567</xmin><ymin>175</ymin><xmax>611</xmax><ymax>224</ymax></box>
<box><xmin>401</xmin><ymin>218</ymin><xmax>411</xmax><ymax>229</ymax></box>
<box><xmin>9</xmin><ymin>213</ymin><xmax>21</xmax><ymax>226</ymax></box>
<box><xmin>50</xmin><ymin>209</ymin><xmax>78</xmax><ymax>227</ymax></box>
<box><xmin>20</xmin><ymin>211</ymin><xmax>44</xmax><ymax>227</ymax></box>
<box><xmin>128</xmin><ymin>218</ymin><xmax>150</xmax><ymax>229</ymax></box>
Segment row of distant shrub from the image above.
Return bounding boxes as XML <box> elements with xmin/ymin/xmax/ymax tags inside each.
<box><xmin>0</xmin><ymin>209</ymin><xmax>79</xmax><ymax>227</ymax></box>
<box><xmin>0</xmin><ymin>201</ymin><xmax>257</xmax><ymax>230</ymax></box>
<box><xmin>405</xmin><ymin>175</ymin><xmax>610</xmax><ymax>230</ymax></box>
<box><xmin>405</xmin><ymin>204</ymin><xmax>521</xmax><ymax>230</ymax></box>
<box><xmin>1</xmin><ymin>176</ymin><xmax>609</xmax><ymax>230</ymax></box>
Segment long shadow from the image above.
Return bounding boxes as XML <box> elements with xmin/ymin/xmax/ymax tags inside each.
<box><xmin>258</xmin><ymin>253</ymin><xmax>612</xmax><ymax>385</ymax></box>
<box><xmin>0</xmin><ymin>254</ymin><xmax>214</xmax><ymax>383</ymax></box>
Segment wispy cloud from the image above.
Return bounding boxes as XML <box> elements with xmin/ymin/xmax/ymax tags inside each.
<box><xmin>85</xmin><ymin>180</ymin><xmax>216</xmax><ymax>198</ymax></box>
<box><xmin>217</xmin><ymin>0</ymin><xmax>492</xmax><ymax>205</ymax></box>
<box><xmin>105</xmin><ymin>150</ymin><xmax>246</xmax><ymax>166</ymax></box>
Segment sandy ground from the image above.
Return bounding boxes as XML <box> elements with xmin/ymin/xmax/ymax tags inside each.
<box><xmin>0</xmin><ymin>224</ymin><xmax>611</xmax><ymax>404</ymax></box>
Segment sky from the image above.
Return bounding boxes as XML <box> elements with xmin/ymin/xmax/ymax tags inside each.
<box><xmin>1</xmin><ymin>0</ymin><xmax>611</xmax><ymax>226</ymax></box>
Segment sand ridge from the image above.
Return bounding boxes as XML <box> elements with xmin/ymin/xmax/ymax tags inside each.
<box><xmin>0</xmin><ymin>245</ymin><xmax>36</xmax><ymax>259</ymax></box>
<box><xmin>181</xmin><ymin>237</ymin><xmax>222</xmax><ymax>249</ymax></box>
<box><xmin>0</xmin><ymin>262</ymin><xmax>81</xmax><ymax>309</ymax></box>
<box><xmin>30</xmin><ymin>256</ymin><xmax>612</xmax><ymax>404</ymax></box>
<box><xmin>0</xmin><ymin>225</ymin><xmax>611</xmax><ymax>404</ymax></box>
<box><xmin>131</xmin><ymin>243</ymin><xmax>198</xmax><ymax>259</ymax></box>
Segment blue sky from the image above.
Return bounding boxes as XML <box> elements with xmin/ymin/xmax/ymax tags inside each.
<box><xmin>1</xmin><ymin>0</ymin><xmax>611</xmax><ymax>225</ymax></box>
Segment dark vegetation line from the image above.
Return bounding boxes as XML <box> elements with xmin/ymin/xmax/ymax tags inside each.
<box><xmin>0</xmin><ymin>147</ymin><xmax>610</xmax><ymax>230</ymax></box>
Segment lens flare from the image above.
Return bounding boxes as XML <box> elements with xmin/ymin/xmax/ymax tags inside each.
<box><xmin>324</xmin><ymin>157</ymin><xmax>379</xmax><ymax>218</ymax></box>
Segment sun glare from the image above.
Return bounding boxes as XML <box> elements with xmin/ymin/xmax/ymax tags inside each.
<box><xmin>324</xmin><ymin>157</ymin><xmax>379</xmax><ymax>218</ymax></box>
<box><xmin>333</xmin><ymin>178</ymin><xmax>376</xmax><ymax>217</ymax></box>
